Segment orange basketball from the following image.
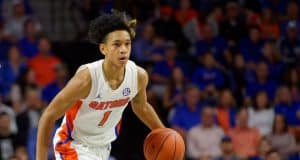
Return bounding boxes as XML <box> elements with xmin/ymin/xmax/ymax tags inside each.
<box><xmin>143</xmin><ymin>128</ymin><xmax>185</xmax><ymax>160</ymax></box>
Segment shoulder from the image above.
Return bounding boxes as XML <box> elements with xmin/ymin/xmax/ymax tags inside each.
<box><xmin>136</xmin><ymin>65</ymin><xmax>149</xmax><ymax>89</ymax></box>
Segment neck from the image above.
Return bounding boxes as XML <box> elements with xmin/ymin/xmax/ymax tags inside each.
<box><xmin>103</xmin><ymin>59</ymin><xmax>125</xmax><ymax>81</ymax></box>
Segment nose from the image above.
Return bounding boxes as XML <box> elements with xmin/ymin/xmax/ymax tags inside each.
<box><xmin>119</xmin><ymin>44</ymin><xmax>128</xmax><ymax>54</ymax></box>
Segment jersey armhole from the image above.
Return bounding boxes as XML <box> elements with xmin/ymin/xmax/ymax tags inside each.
<box><xmin>76</xmin><ymin>64</ymin><xmax>98</xmax><ymax>100</ymax></box>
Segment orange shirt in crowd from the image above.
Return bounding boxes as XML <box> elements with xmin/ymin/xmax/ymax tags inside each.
<box><xmin>216</xmin><ymin>108</ymin><xmax>231</xmax><ymax>133</ymax></box>
<box><xmin>260</xmin><ymin>23</ymin><xmax>280</xmax><ymax>39</ymax></box>
<box><xmin>28</xmin><ymin>54</ymin><xmax>61</xmax><ymax>86</ymax></box>
<box><xmin>175</xmin><ymin>9</ymin><xmax>198</xmax><ymax>26</ymax></box>
<box><xmin>228</xmin><ymin>127</ymin><xmax>261</xmax><ymax>158</ymax></box>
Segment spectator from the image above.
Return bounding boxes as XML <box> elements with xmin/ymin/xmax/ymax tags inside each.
<box><xmin>152</xmin><ymin>5</ymin><xmax>189</xmax><ymax>51</ymax></box>
<box><xmin>219</xmin><ymin>1</ymin><xmax>247</xmax><ymax>51</ymax></box>
<box><xmin>240</xmin><ymin>26</ymin><xmax>265</xmax><ymax>64</ymax></box>
<box><xmin>0</xmin><ymin>45</ymin><xmax>27</xmax><ymax>97</ymax></box>
<box><xmin>42</xmin><ymin>63</ymin><xmax>68</xmax><ymax>104</ymax></box>
<box><xmin>18</xmin><ymin>18</ymin><xmax>39</xmax><ymax>59</ymax></box>
<box><xmin>261</xmin><ymin>41</ymin><xmax>285</xmax><ymax>83</ymax></box>
<box><xmin>151</xmin><ymin>41</ymin><xmax>187</xmax><ymax>96</ymax></box>
<box><xmin>187</xmin><ymin>107</ymin><xmax>224</xmax><ymax>159</ymax></box>
<box><xmin>16</xmin><ymin>85</ymin><xmax>43</xmax><ymax>146</ymax></box>
<box><xmin>284</xmin><ymin>69</ymin><xmax>300</xmax><ymax>102</ymax></box>
<box><xmin>259</xmin><ymin>0</ymin><xmax>289</xmax><ymax>16</ymax></box>
<box><xmin>10</xmin><ymin>67</ymin><xmax>36</xmax><ymax>107</ymax></box>
<box><xmin>175</xmin><ymin>0</ymin><xmax>199</xmax><ymax>44</ymax></box>
<box><xmin>266</xmin><ymin>114</ymin><xmax>297</xmax><ymax>159</ymax></box>
<box><xmin>3</xmin><ymin>0</ymin><xmax>40</xmax><ymax>40</ymax></box>
<box><xmin>170</xmin><ymin>84</ymin><xmax>202</xmax><ymax>138</ymax></box>
<box><xmin>0</xmin><ymin>94</ymin><xmax>18</xmax><ymax>134</ymax></box>
<box><xmin>228</xmin><ymin>108</ymin><xmax>261</xmax><ymax>159</ymax></box>
<box><xmin>274</xmin><ymin>86</ymin><xmax>300</xmax><ymax>127</ymax></box>
<box><xmin>245</xmin><ymin>61</ymin><xmax>277</xmax><ymax>101</ymax></box>
<box><xmin>163</xmin><ymin>67</ymin><xmax>185</xmax><ymax>110</ymax></box>
<box><xmin>132</xmin><ymin>23</ymin><xmax>155</xmax><ymax>63</ymax></box>
<box><xmin>15</xmin><ymin>146</ymin><xmax>28</xmax><ymax>160</ymax></box>
<box><xmin>207</xmin><ymin>7</ymin><xmax>224</xmax><ymax>37</ymax></box>
<box><xmin>280</xmin><ymin>1</ymin><xmax>300</xmax><ymax>35</ymax></box>
<box><xmin>260</xmin><ymin>8</ymin><xmax>280</xmax><ymax>40</ymax></box>
<box><xmin>28</xmin><ymin>37</ymin><xmax>61</xmax><ymax>87</ymax></box>
<box><xmin>279</xmin><ymin>21</ymin><xmax>300</xmax><ymax>66</ymax></box>
<box><xmin>195</xmin><ymin>24</ymin><xmax>229</xmax><ymax>65</ymax></box>
<box><xmin>250</xmin><ymin>137</ymin><xmax>272</xmax><ymax>160</ymax></box>
<box><xmin>266</xmin><ymin>150</ymin><xmax>281</xmax><ymax>160</ymax></box>
<box><xmin>248</xmin><ymin>91</ymin><xmax>274</xmax><ymax>136</ymax></box>
<box><xmin>0</xmin><ymin>112</ymin><xmax>17</xmax><ymax>160</ymax></box>
<box><xmin>193</xmin><ymin>52</ymin><xmax>225</xmax><ymax>91</ymax></box>
<box><xmin>216</xmin><ymin>89</ymin><xmax>236</xmax><ymax>133</ymax></box>
<box><xmin>216</xmin><ymin>136</ymin><xmax>240</xmax><ymax>160</ymax></box>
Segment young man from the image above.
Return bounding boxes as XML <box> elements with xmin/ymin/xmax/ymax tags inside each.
<box><xmin>36</xmin><ymin>11</ymin><xmax>165</xmax><ymax>160</ymax></box>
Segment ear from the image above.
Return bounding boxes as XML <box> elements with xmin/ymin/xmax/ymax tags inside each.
<box><xmin>99</xmin><ymin>43</ymin><xmax>106</xmax><ymax>56</ymax></box>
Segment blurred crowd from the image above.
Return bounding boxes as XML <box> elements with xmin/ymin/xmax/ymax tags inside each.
<box><xmin>1</xmin><ymin>0</ymin><xmax>300</xmax><ymax>160</ymax></box>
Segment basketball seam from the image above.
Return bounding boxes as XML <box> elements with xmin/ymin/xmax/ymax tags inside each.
<box><xmin>172</xmin><ymin>134</ymin><xmax>176</xmax><ymax>160</ymax></box>
<box><xmin>144</xmin><ymin>133</ymin><xmax>158</xmax><ymax>155</ymax></box>
<box><xmin>154</xmin><ymin>134</ymin><xmax>172</xmax><ymax>160</ymax></box>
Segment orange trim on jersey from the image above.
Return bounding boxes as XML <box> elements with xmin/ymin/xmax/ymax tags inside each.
<box><xmin>55</xmin><ymin>100</ymin><xmax>82</xmax><ymax>159</ymax></box>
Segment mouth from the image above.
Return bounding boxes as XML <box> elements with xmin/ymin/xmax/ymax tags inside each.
<box><xmin>119</xmin><ymin>57</ymin><xmax>128</xmax><ymax>62</ymax></box>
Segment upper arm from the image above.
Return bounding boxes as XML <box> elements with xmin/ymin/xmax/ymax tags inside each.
<box><xmin>42</xmin><ymin>68</ymin><xmax>92</xmax><ymax>120</ymax></box>
<box><xmin>131</xmin><ymin>66</ymin><xmax>148</xmax><ymax>106</ymax></box>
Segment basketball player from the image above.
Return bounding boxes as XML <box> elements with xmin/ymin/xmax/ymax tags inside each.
<box><xmin>36</xmin><ymin>11</ymin><xmax>165</xmax><ymax>160</ymax></box>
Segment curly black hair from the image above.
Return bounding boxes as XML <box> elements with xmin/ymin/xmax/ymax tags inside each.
<box><xmin>88</xmin><ymin>10</ymin><xmax>136</xmax><ymax>45</ymax></box>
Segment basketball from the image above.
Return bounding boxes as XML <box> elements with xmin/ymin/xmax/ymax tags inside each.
<box><xmin>143</xmin><ymin>128</ymin><xmax>185</xmax><ymax>160</ymax></box>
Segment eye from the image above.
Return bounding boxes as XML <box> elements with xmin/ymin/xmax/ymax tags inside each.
<box><xmin>125</xmin><ymin>42</ymin><xmax>131</xmax><ymax>46</ymax></box>
<box><xmin>113</xmin><ymin>43</ymin><xmax>121</xmax><ymax>47</ymax></box>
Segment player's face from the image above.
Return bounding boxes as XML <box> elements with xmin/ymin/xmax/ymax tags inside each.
<box><xmin>101</xmin><ymin>30</ymin><xmax>131</xmax><ymax>67</ymax></box>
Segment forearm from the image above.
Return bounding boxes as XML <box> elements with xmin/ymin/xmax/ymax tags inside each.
<box><xmin>133</xmin><ymin>102</ymin><xmax>165</xmax><ymax>130</ymax></box>
<box><xmin>36</xmin><ymin>113</ymin><xmax>56</xmax><ymax>160</ymax></box>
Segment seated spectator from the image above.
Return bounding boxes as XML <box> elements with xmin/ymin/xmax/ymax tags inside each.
<box><xmin>248</xmin><ymin>91</ymin><xmax>274</xmax><ymax>136</ymax></box>
<box><xmin>28</xmin><ymin>37</ymin><xmax>61</xmax><ymax>87</ymax></box>
<box><xmin>216</xmin><ymin>89</ymin><xmax>236</xmax><ymax>133</ymax></box>
<box><xmin>15</xmin><ymin>146</ymin><xmax>28</xmax><ymax>160</ymax></box>
<box><xmin>260</xmin><ymin>8</ymin><xmax>280</xmax><ymax>40</ymax></box>
<box><xmin>42</xmin><ymin>63</ymin><xmax>68</xmax><ymax>104</ymax></box>
<box><xmin>195</xmin><ymin>24</ymin><xmax>229</xmax><ymax>65</ymax></box>
<box><xmin>193</xmin><ymin>52</ymin><xmax>225</xmax><ymax>90</ymax></box>
<box><xmin>216</xmin><ymin>136</ymin><xmax>240</xmax><ymax>160</ymax></box>
<box><xmin>175</xmin><ymin>0</ymin><xmax>198</xmax><ymax>27</ymax></box>
<box><xmin>261</xmin><ymin>41</ymin><xmax>285</xmax><ymax>83</ymax></box>
<box><xmin>151</xmin><ymin>41</ymin><xmax>187</xmax><ymax>96</ymax></box>
<box><xmin>187</xmin><ymin>107</ymin><xmax>224</xmax><ymax>159</ymax></box>
<box><xmin>132</xmin><ymin>23</ymin><xmax>155</xmax><ymax>63</ymax></box>
<box><xmin>152</xmin><ymin>5</ymin><xmax>189</xmax><ymax>51</ymax></box>
<box><xmin>9</xmin><ymin>68</ymin><xmax>36</xmax><ymax>109</ymax></box>
<box><xmin>245</xmin><ymin>61</ymin><xmax>277</xmax><ymax>101</ymax></box>
<box><xmin>219</xmin><ymin>2</ymin><xmax>247</xmax><ymax>50</ymax></box>
<box><xmin>18</xmin><ymin>18</ymin><xmax>39</xmax><ymax>59</ymax></box>
<box><xmin>279</xmin><ymin>1</ymin><xmax>300</xmax><ymax>36</ymax></box>
<box><xmin>0</xmin><ymin>94</ymin><xmax>18</xmax><ymax>134</ymax></box>
<box><xmin>16</xmin><ymin>85</ymin><xmax>43</xmax><ymax>146</ymax></box>
<box><xmin>284</xmin><ymin>69</ymin><xmax>300</xmax><ymax>102</ymax></box>
<box><xmin>266</xmin><ymin>150</ymin><xmax>281</xmax><ymax>160</ymax></box>
<box><xmin>170</xmin><ymin>84</ymin><xmax>202</xmax><ymax>138</ymax></box>
<box><xmin>266</xmin><ymin>114</ymin><xmax>297</xmax><ymax>159</ymax></box>
<box><xmin>228</xmin><ymin>108</ymin><xmax>261</xmax><ymax>159</ymax></box>
<box><xmin>0</xmin><ymin>112</ymin><xmax>17</xmax><ymax>160</ymax></box>
<box><xmin>279</xmin><ymin>21</ymin><xmax>300</xmax><ymax>66</ymax></box>
<box><xmin>240</xmin><ymin>26</ymin><xmax>265</xmax><ymax>64</ymax></box>
<box><xmin>274</xmin><ymin>86</ymin><xmax>300</xmax><ymax>127</ymax></box>
<box><xmin>163</xmin><ymin>67</ymin><xmax>185</xmax><ymax>110</ymax></box>
<box><xmin>206</xmin><ymin>7</ymin><xmax>223</xmax><ymax>37</ymax></box>
<box><xmin>3</xmin><ymin>0</ymin><xmax>40</xmax><ymax>40</ymax></box>
<box><xmin>250</xmin><ymin>137</ymin><xmax>272</xmax><ymax>160</ymax></box>
<box><xmin>0</xmin><ymin>45</ymin><xmax>27</xmax><ymax>97</ymax></box>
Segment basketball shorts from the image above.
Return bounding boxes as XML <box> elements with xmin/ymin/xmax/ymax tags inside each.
<box><xmin>54</xmin><ymin>140</ymin><xmax>111</xmax><ymax>160</ymax></box>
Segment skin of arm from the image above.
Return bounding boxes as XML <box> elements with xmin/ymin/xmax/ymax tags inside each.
<box><xmin>131</xmin><ymin>67</ymin><xmax>165</xmax><ymax>130</ymax></box>
<box><xmin>36</xmin><ymin>68</ymin><xmax>91</xmax><ymax>160</ymax></box>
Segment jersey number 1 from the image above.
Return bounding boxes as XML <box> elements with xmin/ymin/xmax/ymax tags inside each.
<box><xmin>98</xmin><ymin>111</ymin><xmax>112</xmax><ymax>127</ymax></box>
